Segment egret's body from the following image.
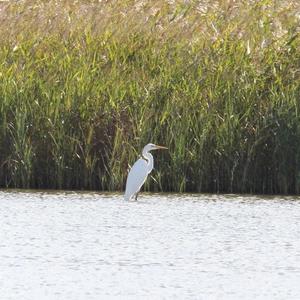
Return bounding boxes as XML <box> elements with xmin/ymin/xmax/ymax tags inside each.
<box><xmin>124</xmin><ymin>143</ymin><xmax>167</xmax><ymax>201</ymax></box>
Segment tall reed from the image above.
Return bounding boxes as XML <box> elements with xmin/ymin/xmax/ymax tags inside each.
<box><xmin>0</xmin><ymin>0</ymin><xmax>299</xmax><ymax>193</ymax></box>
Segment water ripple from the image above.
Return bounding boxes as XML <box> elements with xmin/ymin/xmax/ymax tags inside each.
<box><xmin>0</xmin><ymin>191</ymin><xmax>300</xmax><ymax>299</ymax></box>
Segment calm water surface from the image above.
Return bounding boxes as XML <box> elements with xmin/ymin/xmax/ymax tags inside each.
<box><xmin>0</xmin><ymin>191</ymin><xmax>299</xmax><ymax>300</ymax></box>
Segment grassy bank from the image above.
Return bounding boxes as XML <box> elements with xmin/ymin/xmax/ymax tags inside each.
<box><xmin>0</xmin><ymin>0</ymin><xmax>300</xmax><ymax>193</ymax></box>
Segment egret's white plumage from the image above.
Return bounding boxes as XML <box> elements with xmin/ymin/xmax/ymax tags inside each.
<box><xmin>124</xmin><ymin>143</ymin><xmax>167</xmax><ymax>201</ymax></box>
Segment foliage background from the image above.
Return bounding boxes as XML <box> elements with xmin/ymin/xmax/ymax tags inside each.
<box><xmin>0</xmin><ymin>0</ymin><xmax>299</xmax><ymax>193</ymax></box>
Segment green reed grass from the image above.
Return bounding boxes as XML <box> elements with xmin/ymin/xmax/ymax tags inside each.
<box><xmin>0</xmin><ymin>0</ymin><xmax>299</xmax><ymax>193</ymax></box>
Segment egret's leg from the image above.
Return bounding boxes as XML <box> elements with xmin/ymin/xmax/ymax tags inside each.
<box><xmin>135</xmin><ymin>192</ymin><xmax>139</xmax><ymax>201</ymax></box>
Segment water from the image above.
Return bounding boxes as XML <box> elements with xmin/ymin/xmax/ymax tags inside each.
<box><xmin>0</xmin><ymin>191</ymin><xmax>299</xmax><ymax>300</ymax></box>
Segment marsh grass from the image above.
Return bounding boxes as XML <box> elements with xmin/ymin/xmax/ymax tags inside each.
<box><xmin>0</xmin><ymin>0</ymin><xmax>299</xmax><ymax>193</ymax></box>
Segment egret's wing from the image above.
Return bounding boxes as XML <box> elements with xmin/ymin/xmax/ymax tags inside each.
<box><xmin>124</xmin><ymin>158</ymin><xmax>149</xmax><ymax>200</ymax></box>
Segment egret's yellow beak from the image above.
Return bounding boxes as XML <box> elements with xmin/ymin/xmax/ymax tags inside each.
<box><xmin>155</xmin><ymin>145</ymin><xmax>168</xmax><ymax>150</ymax></box>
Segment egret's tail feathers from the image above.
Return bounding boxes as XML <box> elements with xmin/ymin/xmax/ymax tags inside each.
<box><xmin>124</xmin><ymin>191</ymin><xmax>131</xmax><ymax>201</ymax></box>
<box><xmin>124</xmin><ymin>191</ymin><xmax>137</xmax><ymax>201</ymax></box>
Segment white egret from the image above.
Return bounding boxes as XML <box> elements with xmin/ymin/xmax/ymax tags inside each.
<box><xmin>124</xmin><ymin>143</ymin><xmax>168</xmax><ymax>201</ymax></box>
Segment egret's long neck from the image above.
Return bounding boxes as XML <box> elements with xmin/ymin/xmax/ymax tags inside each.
<box><xmin>142</xmin><ymin>150</ymin><xmax>154</xmax><ymax>173</ymax></box>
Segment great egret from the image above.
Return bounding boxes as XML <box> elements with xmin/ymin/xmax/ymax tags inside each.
<box><xmin>124</xmin><ymin>143</ymin><xmax>168</xmax><ymax>201</ymax></box>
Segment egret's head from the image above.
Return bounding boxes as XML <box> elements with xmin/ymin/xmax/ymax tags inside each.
<box><xmin>143</xmin><ymin>143</ymin><xmax>168</xmax><ymax>153</ymax></box>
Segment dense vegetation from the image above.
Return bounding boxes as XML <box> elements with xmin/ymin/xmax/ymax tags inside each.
<box><xmin>0</xmin><ymin>0</ymin><xmax>299</xmax><ymax>194</ymax></box>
